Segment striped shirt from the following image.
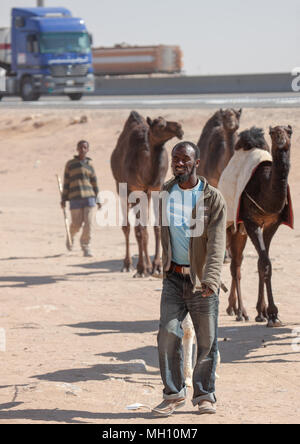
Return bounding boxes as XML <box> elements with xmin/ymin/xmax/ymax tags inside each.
<box><xmin>62</xmin><ymin>156</ymin><xmax>99</xmax><ymax>202</ymax></box>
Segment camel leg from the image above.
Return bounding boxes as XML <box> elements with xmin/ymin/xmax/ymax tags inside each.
<box><xmin>142</xmin><ymin>225</ymin><xmax>152</xmax><ymax>275</ymax></box>
<box><xmin>142</xmin><ymin>193</ymin><xmax>152</xmax><ymax>274</ymax></box>
<box><xmin>134</xmin><ymin>212</ymin><xmax>151</xmax><ymax>278</ymax></box>
<box><xmin>263</xmin><ymin>221</ymin><xmax>282</xmax><ymax>327</ymax></box>
<box><xmin>121</xmin><ymin>195</ymin><xmax>133</xmax><ymax>272</ymax></box>
<box><xmin>226</xmin><ymin>227</ymin><xmax>238</xmax><ymax>316</ymax></box>
<box><xmin>228</xmin><ymin>227</ymin><xmax>249</xmax><ymax>322</ymax></box>
<box><xmin>226</xmin><ymin>227</ymin><xmax>242</xmax><ymax>317</ymax></box>
<box><xmin>133</xmin><ymin>225</ymin><xmax>146</xmax><ymax>277</ymax></box>
<box><xmin>152</xmin><ymin>226</ymin><xmax>162</xmax><ymax>275</ymax></box>
<box><xmin>244</xmin><ymin>219</ymin><xmax>281</xmax><ymax>327</ymax></box>
<box><xmin>227</xmin><ymin>279</ymin><xmax>238</xmax><ymax>316</ymax></box>
<box><xmin>255</xmin><ymin>268</ymin><xmax>267</xmax><ymax>322</ymax></box>
<box><xmin>224</xmin><ymin>227</ymin><xmax>233</xmax><ymax>264</ymax></box>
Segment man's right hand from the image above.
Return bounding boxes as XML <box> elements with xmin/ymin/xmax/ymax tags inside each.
<box><xmin>61</xmin><ymin>201</ymin><xmax>66</xmax><ymax>209</ymax></box>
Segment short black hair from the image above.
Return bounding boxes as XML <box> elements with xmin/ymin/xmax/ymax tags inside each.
<box><xmin>77</xmin><ymin>140</ymin><xmax>89</xmax><ymax>149</ymax></box>
<box><xmin>172</xmin><ymin>141</ymin><xmax>200</xmax><ymax>160</ymax></box>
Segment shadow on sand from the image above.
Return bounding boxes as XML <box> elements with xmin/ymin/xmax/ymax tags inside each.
<box><xmin>0</xmin><ymin>404</ymin><xmax>157</xmax><ymax>423</ymax></box>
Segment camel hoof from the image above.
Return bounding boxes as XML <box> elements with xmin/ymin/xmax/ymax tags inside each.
<box><xmin>267</xmin><ymin>319</ymin><xmax>282</xmax><ymax>328</ymax></box>
<box><xmin>133</xmin><ymin>271</ymin><xmax>146</xmax><ymax>278</ymax></box>
<box><xmin>152</xmin><ymin>270</ymin><xmax>163</xmax><ymax>279</ymax></box>
<box><xmin>255</xmin><ymin>315</ymin><xmax>266</xmax><ymax>323</ymax></box>
<box><xmin>244</xmin><ymin>315</ymin><xmax>250</xmax><ymax>322</ymax></box>
<box><xmin>152</xmin><ymin>268</ymin><xmax>161</xmax><ymax>275</ymax></box>
<box><xmin>121</xmin><ymin>266</ymin><xmax>132</xmax><ymax>273</ymax></box>
<box><xmin>226</xmin><ymin>307</ymin><xmax>235</xmax><ymax>316</ymax></box>
<box><xmin>236</xmin><ymin>315</ymin><xmax>244</xmax><ymax>322</ymax></box>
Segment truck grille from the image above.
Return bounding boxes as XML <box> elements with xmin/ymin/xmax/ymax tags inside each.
<box><xmin>50</xmin><ymin>64</ymin><xmax>89</xmax><ymax>77</ymax></box>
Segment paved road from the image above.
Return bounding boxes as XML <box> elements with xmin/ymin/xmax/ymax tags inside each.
<box><xmin>1</xmin><ymin>92</ymin><xmax>300</xmax><ymax>109</ymax></box>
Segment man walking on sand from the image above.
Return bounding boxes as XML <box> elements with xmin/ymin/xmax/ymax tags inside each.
<box><xmin>61</xmin><ymin>140</ymin><xmax>101</xmax><ymax>257</ymax></box>
<box><xmin>153</xmin><ymin>141</ymin><xmax>226</xmax><ymax>416</ymax></box>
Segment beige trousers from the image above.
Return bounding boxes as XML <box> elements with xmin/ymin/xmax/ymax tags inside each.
<box><xmin>70</xmin><ymin>206</ymin><xmax>94</xmax><ymax>251</ymax></box>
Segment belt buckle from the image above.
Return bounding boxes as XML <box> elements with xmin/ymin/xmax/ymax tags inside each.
<box><xmin>182</xmin><ymin>266</ymin><xmax>190</xmax><ymax>275</ymax></box>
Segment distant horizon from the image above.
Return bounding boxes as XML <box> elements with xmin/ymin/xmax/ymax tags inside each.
<box><xmin>1</xmin><ymin>0</ymin><xmax>299</xmax><ymax>76</ymax></box>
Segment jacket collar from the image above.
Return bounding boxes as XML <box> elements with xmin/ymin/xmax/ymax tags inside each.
<box><xmin>74</xmin><ymin>155</ymin><xmax>92</xmax><ymax>162</ymax></box>
<box><xmin>163</xmin><ymin>175</ymin><xmax>213</xmax><ymax>198</ymax></box>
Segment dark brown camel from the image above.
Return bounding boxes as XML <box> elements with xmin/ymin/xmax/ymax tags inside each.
<box><xmin>197</xmin><ymin>108</ymin><xmax>242</xmax><ymax>187</ymax></box>
<box><xmin>226</xmin><ymin>126</ymin><xmax>293</xmax><ymax>327</ymax></box>
<box><xmin>111</xmin><ymin>111</ymin><xmax>183</xmax><ymax>277</ymax></box>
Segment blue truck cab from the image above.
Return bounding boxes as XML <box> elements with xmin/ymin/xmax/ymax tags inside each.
<box><xmin>1</xmin><ymin>7</ymin><xmax>94</xmax><ymax>100</ymax></box>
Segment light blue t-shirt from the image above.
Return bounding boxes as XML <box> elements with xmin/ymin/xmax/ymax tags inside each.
<box><xmin>167</xmin><ymin>180</ymin><xmax>204</xmax><ymax>265</ymax></box>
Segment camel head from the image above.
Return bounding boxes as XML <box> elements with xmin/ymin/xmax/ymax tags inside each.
<box><xmin>146</xmin><ymin>116</ymin><xmax>184</xmax><ymax>145</ymax></box>
<box><xmin>269</xmin><ymin>125</ymin><xmax>292</xmax><ymax>151</ymax></box>
<box><xmin>220</xmin><ymin>108</ymin><xmax>242</xmax><ymax>132</ymax></box>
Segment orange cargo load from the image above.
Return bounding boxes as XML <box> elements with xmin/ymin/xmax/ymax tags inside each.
<box><xmin>92</xmin><ymin>44</ymin><xmax>182</xmax><ymax>76</ymax></box>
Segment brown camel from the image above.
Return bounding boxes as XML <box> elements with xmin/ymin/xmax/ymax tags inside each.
<box><xmin>111</xmin><ymin>111</ymin><xmax>183</xmax><ymax>276</ymax></box>
<box><xmin>197</xmin><ymin>108</ymin><xmax>242</xmax><ymax>187</ymax></box>
<box><xmin>226</xmin><ymin>126</ymin><xmax>294</xmax><ymax>327</ymax></box>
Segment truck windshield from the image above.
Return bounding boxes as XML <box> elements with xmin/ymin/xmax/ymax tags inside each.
<box><xmin>39</xmin><ymin>32</ymin><xmax>91</xmax><ymax>54</ymax></box>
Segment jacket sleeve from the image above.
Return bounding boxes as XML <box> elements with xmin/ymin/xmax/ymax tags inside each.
<box><xmin>202</xmin><ymin>191</ymin><xmax>227</xmax><ymax>294</ymax></box>
<box><xmin>62</xmin><ymin>163</ymin><xmax>70</xmax><ymax>202</ymax></box>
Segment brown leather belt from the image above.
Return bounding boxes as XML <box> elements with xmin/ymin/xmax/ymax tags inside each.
<box><xmin>170</xmin><ymin>262</ymin><xmax>190</xmax><ymax>276</ymax></box>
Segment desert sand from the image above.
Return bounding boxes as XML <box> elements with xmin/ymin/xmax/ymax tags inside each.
<box><xmin>0</xmin><ymin>107</ymin><xmax>299</xmax><ymax>424</ymax></box>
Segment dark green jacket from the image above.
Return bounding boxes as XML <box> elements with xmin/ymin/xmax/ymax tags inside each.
<box><xmin>160</xmin><ymin>176</ymin><xmax>227</xmax><ymax>294</ymax></box>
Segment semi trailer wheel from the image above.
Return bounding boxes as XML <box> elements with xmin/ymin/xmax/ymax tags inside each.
<box><xmin>68</xmin><ymin>93</ymin><xmax>83</xmax><ymax>101</ymax></box>
<box><xmin>21</xmin><ymin>77</ymin><xmax>40</xmax><ymax>101</ymax></box>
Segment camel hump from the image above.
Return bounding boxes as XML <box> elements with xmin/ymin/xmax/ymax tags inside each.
<box><xmin>236</xmin><ymin>127</ymin><xmax>270</xmax><ymax>152</ymax></box>
<box><xmin>128</xmin><ymin>111</ymin><xmax>146</xmax><ymax>126</ymax></box>
<box><xmin>197</xmin><ymin>111</ymin><xmax>223</xmax><ymax>146</ymax></box>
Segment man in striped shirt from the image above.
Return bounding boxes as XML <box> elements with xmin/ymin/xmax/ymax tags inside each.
<box><xmin>61</xmin><ymin>140</ymin><xmax>101</xmax><ymax>257</ymax></box>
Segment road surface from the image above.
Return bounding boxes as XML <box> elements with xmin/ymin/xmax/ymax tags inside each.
<box><xmin>1</xmin><ymin>92</ymin><xmax>300</xmax><ymax>109</ymax></box>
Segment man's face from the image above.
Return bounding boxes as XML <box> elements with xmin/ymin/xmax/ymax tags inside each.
<box><xmin>77</xmin><ymin>143</ymin><xmax>89</xmax><ymax>159</ymax></box>
<box><xmin>171</xmin><ymin>145</ymin><xmax>199</xmax><ymax>184</ymax></box>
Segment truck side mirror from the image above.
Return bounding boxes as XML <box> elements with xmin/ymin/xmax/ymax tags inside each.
<box><xmin>89</xmin><ymin>33</ymin><xmax>93</xmax><ymax>46</ymax></box>
<box><xmin>15</xmin><ymin>16</ymin><xmax>25</xmax><ymax>28</ymax></box>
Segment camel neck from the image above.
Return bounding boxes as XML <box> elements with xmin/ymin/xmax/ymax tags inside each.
<box><xmin>268</xmin><ymin>147</ymin><xmax>290</xmax><ymax>212</ymax></box>
<box><xmin>223</xmin><ymin>130</ymin><xmax>236</xmax><ymax>161</ymax></box>
<box><xmin>148</xmin><ymin>132</ymin><xmax>160</xmax><ymax>148</ymax></box>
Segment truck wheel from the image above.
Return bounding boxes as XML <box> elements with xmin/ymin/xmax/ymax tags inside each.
<box><xmin>68</xmin><ymin>93</ymin><xmax>83</xmax><ymax>101</ymax></box>
<box><xmin>21</xmin><ymin>77</ymin><xmax>40</xmax><ymax>101</ymax></box>
<box><xmin>0</xmin><ymin>95</ymin><xmax>3</xmax><ymax>101</ymax></box>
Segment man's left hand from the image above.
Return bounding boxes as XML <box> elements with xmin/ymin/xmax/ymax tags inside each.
<box><xmin>97</xmin><ymin>203</ymin><xmax>102</xmax><ymax>210</ymax></box>
<box><xmin>201</xmin><ymin>284</ymin><xmax>214</xmax><ymax>298</ymax></box>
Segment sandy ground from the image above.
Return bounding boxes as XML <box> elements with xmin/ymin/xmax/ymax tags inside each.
<box><xmin>0</xmin><ymin>107</ymin><xmax>299</xmax><ymax>425</ymax></box>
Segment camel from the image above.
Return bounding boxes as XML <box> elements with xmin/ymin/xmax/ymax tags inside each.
<box><xmin>225</xmin><ymin>126</ymin><xmax>294</xmax><ymax>327</ymax></box>
<box><xmin>111</xmin><ymin>111</ymin><xmax>183</xmax><ymax>276</ymax></box>
<box><xmin>197</xmin><ymin>108</ymin><xmax>242</xmax><ymax>187</ymax></box>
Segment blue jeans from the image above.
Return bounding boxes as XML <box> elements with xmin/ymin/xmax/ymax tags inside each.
<box><xmin>157</xmin><ymin>270</ymin><xmax>219</xmax><ymax>405</ymax></box>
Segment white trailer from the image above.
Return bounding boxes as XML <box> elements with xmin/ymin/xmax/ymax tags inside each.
<box><xmin>0</xmin><ymin>28</ymin><xmax>11</xmax><ymax>68</ymax></box>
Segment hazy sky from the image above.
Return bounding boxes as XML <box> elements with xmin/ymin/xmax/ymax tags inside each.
<box><xmin>1</xmin><ymin>0</ymin><xmax>299</xmax><ymax>75</ymax></box>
